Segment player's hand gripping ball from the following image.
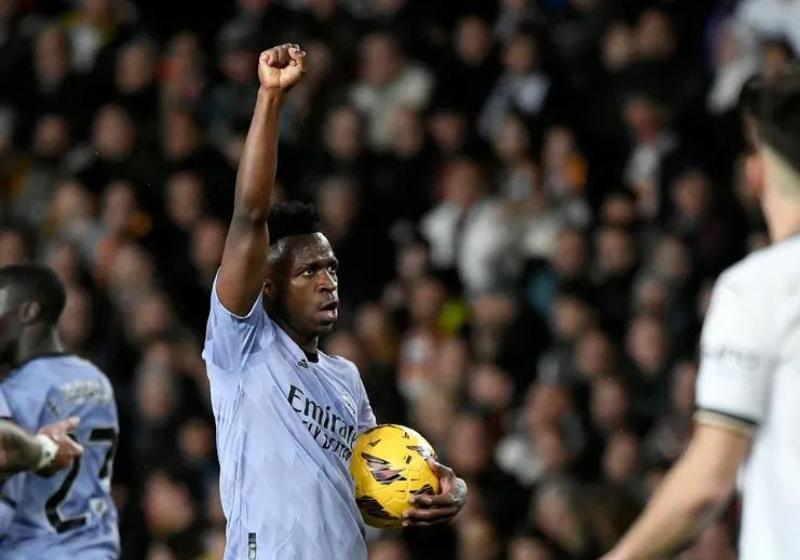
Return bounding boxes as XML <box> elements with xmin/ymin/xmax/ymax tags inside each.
<box><xmin>350</xmin><ymin>424</ymin><xmax>440</xmax><ymax>528</ymax></box>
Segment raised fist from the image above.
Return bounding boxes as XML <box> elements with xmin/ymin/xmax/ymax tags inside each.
<box><xmin>258</xmin><ymin>43</ymin><xmax>307</xmax><ymax>92</ymax></box>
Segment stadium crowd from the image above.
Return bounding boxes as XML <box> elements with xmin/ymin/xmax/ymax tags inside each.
<box><xmin>0</xmin><ymin>0</ymin><xmax>793</xmax><ymax>558</ymax></box>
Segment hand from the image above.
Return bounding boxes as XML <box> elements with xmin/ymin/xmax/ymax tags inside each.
<box><xmin>36</xmin><ymin>417</ymin><xmax>83</xmax><ymax>477</ymax></box>
<box><xmin>258</xmin><ymin>43</ymin><xmax>307</xmax><ymax>92</ymax></box>
<box><xmin>403</xmin><ymin>458</ymin><xmax>468</xmax><ymax>528</ymax></box>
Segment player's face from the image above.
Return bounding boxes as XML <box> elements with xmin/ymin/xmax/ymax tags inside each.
<box><xmin>268</xmin><ymin>233</ymin><xmax>339</xmax><ymax>338</ymax></box>
<box><xmin>0</xmin><ymin>287</ymin><xmax>23</xmax><ymax>362</ymax></box>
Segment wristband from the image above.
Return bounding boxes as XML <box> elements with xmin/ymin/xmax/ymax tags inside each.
<box><xmin>34</xmin><ymin>434</ymin><xmax>59</xmax><ymax>471</ymax></box>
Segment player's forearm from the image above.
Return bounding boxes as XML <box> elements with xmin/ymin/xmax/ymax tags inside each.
<box><xmin>604</xmin><ymin>454</ymin><xmax>731</xmax><ymax>560</ymax></box>
<box><xmin>233</xmin><ymin>87</ymin><xmax>284</xmax><ymax>223</ymax></box>
<box><xmin>0</xmin><ymin>421</ymin><xmax>43</xmax><ymax>474</ymax></box>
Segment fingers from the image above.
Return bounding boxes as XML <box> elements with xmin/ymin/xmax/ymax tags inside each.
<box><xmin>427</xmin><ymin>457</ymin><xmax>454</xmax><ymax>479</ymax></box>
<box><xmin>402</xmin><ymin>506</ymin><xmax>459</xmax><ymax>527</ymax></box>
<box><xmin>262</xmin><ymin>44</ymin><xmax>305</xmax><ymax>68</ymax></box>
<box><xmin>410</xmin><ymin>492</ymin><xmax>458</xmax><ymax>508</ymax></box>
<box><xmin>59</xmin><ymin>417</ymin><xmax>80</xmax><ymax>433</ymax></box>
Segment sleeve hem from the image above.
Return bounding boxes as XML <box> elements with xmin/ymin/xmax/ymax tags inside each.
<box><xmin>694</xmin><ymin>408</ymin><xmax>758</xmax><ymax>437</ymax></box>
<box><xmin>212</xmin><ymin>270</ymin><xmax>263</xmax><ymax>321</ymax></box>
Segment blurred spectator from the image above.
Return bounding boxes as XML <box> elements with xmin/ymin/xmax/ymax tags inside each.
<box><xmin>479</xmin><ymin>31</ymin><xmax>552</xmax><ymax>140</ymax></box>
<box><xmin>350</xmin><ymin>32</ymin><xmax>434</xmax><ymax>150</ymax></box>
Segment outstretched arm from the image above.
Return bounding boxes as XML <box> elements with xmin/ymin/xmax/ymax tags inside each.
<box><xmin>217</xmin><ymin>43</ymin><xmax>307</xmax><ymax>315</ymax></box>
<box><xmin>0</xmin><ymin>418</ymin><xmax>83</xmax><ymax>477</ymax></box>
<box><xmin>600</xmin><ymin>424</ymin><xmax>749</xmax><ymax>560</ymax></box>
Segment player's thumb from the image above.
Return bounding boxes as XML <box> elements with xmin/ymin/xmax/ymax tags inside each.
<box><xmin>61</xmin><ymin>416</ymin><xmax>81</xmax><ymax>432</ymax></box>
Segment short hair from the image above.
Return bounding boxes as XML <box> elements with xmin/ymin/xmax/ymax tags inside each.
<box><xmin>0</xmin><ymin>264</ymin><xmax>67</xmax><ymax>325</ymax></box>
<box><xmin>742</xmin><ymin>64</ymin><xmax>800</xmax><ymax>173</ymax></box>
<box><xmin>267</xmin><ymin>202</ymin><xmax>321</xmax><ymax>243</ymax></box>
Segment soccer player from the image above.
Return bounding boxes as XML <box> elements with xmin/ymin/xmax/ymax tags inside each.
<box><xmin>601</xmin><ymin>67</ymin><xmax>800</xmax><ymax>560</ymax></box>
<box><xmin>203</xmin><ymin>43</ymin><xmax>468</xmax><ymax>560</ymax></box>
<box><xmin>0</xmin><ymin>264</ymin><xmax>120</xmax><ymax>560</ymax></box>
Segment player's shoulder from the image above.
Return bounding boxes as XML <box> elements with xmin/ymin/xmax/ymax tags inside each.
<box><xmin>718</xmin><ymin>236</ymin><xmax>800</xmax><ymax>293</ymax></box>
<box><xmin>319</xmin><ymin>352</ymin><xmax>362</xmax><ymax>380</ymax></box>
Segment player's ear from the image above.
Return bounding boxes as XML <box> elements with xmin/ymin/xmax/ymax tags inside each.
<box><xmin>262</xmin><ymin>280</ymin><xmax>274</xmax><ymax>301</ymax></box>
<box><xmin>18</xmin><ymin>301</ymin><xmax>41</xmax><ymax>325</ymax></box>
<box><xmin>745</xmin><ymin>151</ymin><xmax>765</xmax><ymax>198</ymax></box>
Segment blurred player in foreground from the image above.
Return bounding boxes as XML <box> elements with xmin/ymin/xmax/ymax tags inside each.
<box><xmin>602</xmin><ymin>67</ymin><xmax>800</xmax><ymax>560</ymax></box>
<box><xmin>202</xmin><ymin>43</ymin><xmax>467</xmax><ymax>560</ymax></box>
<box><xmin>0</xmin><ymin>264</ymin><xmax>120</xmax><ymax>560</ymax></box>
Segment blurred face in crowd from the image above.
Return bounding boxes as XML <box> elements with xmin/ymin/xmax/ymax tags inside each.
<box><xmin>634</xmin><ymin>275</ymin><xmax>668</xmax><ymax>317</ymax></box>
<box><xmin>591</xmin><ymin>376</ymin><xmax>630</xmax><ymax>433</ymax></box>
<box><xmin>411</xmin><ymin>387</ymin><xmax>456</xmax><ymax>446</ymax></box>
<box><xmin>761</xmin><ymin>41</ymin><xmax>793</xmax><ymax>83</ymax></box>
<box><xmin>672</xmin><ymin>170</ymin><xmax>711</xmax><ymax>220</ymax></box>
<box><xmin>509</xmin><ymin>536</ymin><xmax>554</xmax><ymax>560</ymax></box>
<box><xmin>603</xmin><ymin>432</ymin><xmax>641</xmax><ymax>484</ymax></box>
<box><xmin>457</xmin><ymin>517</ymin><xmax>502</xmax><ymax>560</ymax></box>
<box><xmin>93</xmin><ymin>105</ymin><xmax>136</xmax><ymax>159</ymax></box>
<box><xmin>369</xmin><ymin>539</ymin><xmax>410</xmax><ymax>560</ymax></box>
<box><xmin>624</xmin><ymin>95</ymin><xmax>667</xmax><ymax>142</ymax></box>
<box><xmin>396</xmin><ymin>242</ymin><xmax>430</xmax><ymax>283</ymax></box>
<box><xmin>601</xmin><ymin>192</ymin><xmax>637</xmax><ymax>228</ymax></box>
<box><xmin>178</xmin><ymin>418</ymin><xmax>215</xmax><ymax>464</ymax></box>
<box><xmin>597</xmin><ymin>227</ymin><xmax>636</xmax><ymax>277</ymax></box>
<box><xmin>32</xmin><ymin>114</ymin><xmax>70</xmax><ymax>162</ymax></box>
<box><xmin>408</xmin><ymin>276</ymin><xmax>446</xmax><ymax>328</ymax></box>
<box><xmin>435</xmin><ymin>336</ymin><xmax>470</xmax><ymax>395</ymax></box>
<box><xmin>575</xmin><ymin>329</ymin><xmax>614</xmax><ymax>380</ymax></box>
<box><xmin>504</xmin><ymin>33</ymin><xmax>539</xmax><ymax>75</ymax></box>
<box><xmin>102</xmin><ymin>180</ymin><xmax>138</xmax><ymax>236</ymax></box>
<box><xmin>447</xmin><ymin>414</ymin><xmax>491</xmax><ymax>477</ymax></box>
<box><xmin>533</xmin><ymin>483</ymin><xmax>584</xmax><ymax>554</ymax></box>
<box><xmin>603</xmin><ymin>22</ymin><xmax>636</xmax><ymax>72</ymax></box>
<box><xmin>324</xmin><ymin>332</ymin><xmax>368</xmax><ymax>372</ymax></box>
<box><xmin>144</xmin><ymin>471</ymin><xmax>196</xmax><ymax>535</ymax></box>
<box><xmin>317</xmin><ymin>178</ymin><xmax>359</xmax><ymax>240</ymax></box>
<box><xmin>163</xmin><ymin>109</ymin><xmax>202</xmax><ymax>160</ymax></box>
<box><xmin>116</xmin><ymin>40</ymin><xmax>156</xmax><ymax>93</ymax></box>
<box><xmin>360</xmin><ymin>33</ymin><xmax>403</xmax><ymax>87</ymax></box>
<box><xmin>526</xmin><ymin>383</ymin><xmax>572</xmax><ymax>430</ymax></box>
<box><xmin>46</xmin><ymin>242</ymin><xmax>82</xmax><ymax>285</ymax></box>
<box><xmin>191</xmin><ymin>219</ymin><xmax>226</xmax><ymax>279</ymax></box>
<box><xmin>552</xmin><ymin>228</ymin><xmax>588</xmax><ymax>279</ymax></box>
<box><xmin>443</xmin><ymin>159</ymin><xmax>486</xmax><ymax>210</ymax></box>
<box><xmin>354</xmin><ymin>303</ymin><xmax>394</xmax><ymax>356</ymax></box>
<box><xmin>324</xmin><ymin>106</ymin><xmax>363</xmax><ymax>161</ymax></box>
<box><xmin>59</xmin><ymin>287</ymin><xmax>93</xmax><ymax>350</ymax></box>
<box><xmin>136</xmin><ymin>355</ymin><xmax>176</xmax><ymax>423</ymax></box>
<box><xmin>552</xmin><ymin>294</ymin><xmax>593</xmax><ymax>342</ymax></box>
<box><xmin>626</xmin><ymin>315</ymin><xmax>668</xmax><ymax>377</ymax></box>
<box><xmin>652</xmin><ymin>235</ymin><xmax>691</xmax><ymax>283</ymax></box>
<box><xmin>455</xmin><ymin>15</ymin><xmax>493</xmax><ymax>65</ymax></box>
<box><xmin>53</xmin><ymin>180</ymin><xmax>95</xmax><ymax>228</ymax></box>
<box><xmin>470</xmin><ymin>292</ymin><xmax>515</xmax><ymax>333</ymax></box>
<box><xmin>390</xmin><ymin>107</ymin><xmax>425</xmax><ymax>157</ymax></box>
<box><xmin>534</xmin><ymin>427</ymin><xmax>572</xmax><ymax>475</ymax></box>
<box><xmin>494</xmin><ymin>115</ymin><xmax>531</xmax><ymax>165</ymax></box>
<box><xmin>468</xmin><ymin>363</ymin><xmax>513</xmax><ymax>412</ymax></box>
<box><xmin>132</xmin><ymin>292</ymin><xmax>172</xmax><ymax>342</ymax></box>
<box><xmin>167</xmin><ymin>172</ymin><xmax>205</xmax><ymax>231</ymax></box>
<box><xmin>0</xmin><ymin>230</ymin><xmax>29</xmax><ymax>268</ymax></box>
<box><xmin>238</xmin><ymin>0</ymin><xmax>271</xmax><ymax>15</ymax></box>
<box><xmin>35</xmin><ymin>26</ymin><xmax>70</xmax><ymax>84</ymax></box>
<box><xmin>429</xmin><ymin>109</ymin><xmax>468</xmax><ymax>156</ymax></box>
<box><xmin>636</xmin><ymin>9</ymin><xmax>675</xmax><ymax>60</ymax></box>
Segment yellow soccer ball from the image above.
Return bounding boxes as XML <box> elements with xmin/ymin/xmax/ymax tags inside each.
<box><xmin>350</xmin><ymin>424</ymin><xmax>440</xmax><ymax>528</ymax></box>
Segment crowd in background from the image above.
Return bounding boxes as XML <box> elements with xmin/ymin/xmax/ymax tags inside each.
<box><xmin>0</xmin><ymin>0</ymin><xmax>793</xmax><ymax>558</ymax></box>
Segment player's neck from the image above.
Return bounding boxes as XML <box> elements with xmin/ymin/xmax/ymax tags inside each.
<box><xmin>15</xmin><ymin>329</ymin><xmax>64</xmax><ymax>367</ymax></box>
<box><xmin>275</xmin><ymin>318</ymin><xmax>319</xmax><ymax>354</ymax></box>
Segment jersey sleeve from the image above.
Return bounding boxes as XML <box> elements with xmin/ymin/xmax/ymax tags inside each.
<box><xmin>202</xmin><ymin>272</ymin><xmax>276</xmax><ymax>372</ymax></box>
<box><xmin>356</xmin><ymin>378</ymin><xmax>377</xmax><ymax>433</ymax></box>
<box><xmin>695</xmin><ymin>274</ymin><xmax>778</xmax><ymax>433</ymax></box>
<box><xmin>0</xmin><ymin>388</ymin><xmax>10</xmax><ymax>419</ymax></box>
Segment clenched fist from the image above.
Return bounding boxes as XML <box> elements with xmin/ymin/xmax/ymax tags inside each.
<box><xmin>259</xmin><ymin>43</ymin><xmax>307</xmax><ymax>92</ymax></box>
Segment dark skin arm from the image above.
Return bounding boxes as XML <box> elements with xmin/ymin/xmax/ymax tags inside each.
<box><xmin>216</xmin><ymin>44</ymin><xmax>307</xmax><ymax>316</ymax></box>
<box><xmin>0</xmin><ymin>417</ymin><xmax>83</xmax><ymax>477</ymax></box>
<box><xmin>403</xmin><ymin>459</ymin><xmax>468</xmax><ymax>527</ymax></box>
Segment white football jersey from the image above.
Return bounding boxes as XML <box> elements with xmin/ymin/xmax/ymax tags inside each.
<box><xmin>695</xmin><ymin>233</ymin><xmax>800</xmax><ymax>560</ymax></box>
